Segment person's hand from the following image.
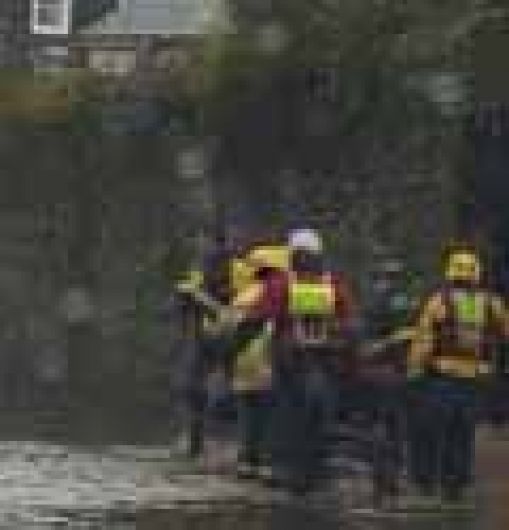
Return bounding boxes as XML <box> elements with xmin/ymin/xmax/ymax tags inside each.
<box><xmin>256</xmin><ymin>365</ymin><xmax>273</xmax><ymax>390</ymax></box>
<box><xmin>217</xmin><ymin>306</ymin><xmax>242</xmax><ymax>330</ymax></box>
<box><xmin>478</xmin><ymin>361</ymin><xmax>494</xmax><ymax>377</ymax></box>
<box><xmin>407</xmin><ymin>365</ymin><xmax>424</xmax><ymax>381</ymax></box>
<box><xmin>205</xmin><ymin>318</ymin><xmax>224</xmax><ymax>337</ymax></box>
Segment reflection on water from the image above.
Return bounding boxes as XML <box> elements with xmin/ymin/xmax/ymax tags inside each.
<box><xmin>0</xmin><ymin>440</ymin><xmax>484</xmax><ymax>529</ymax></box>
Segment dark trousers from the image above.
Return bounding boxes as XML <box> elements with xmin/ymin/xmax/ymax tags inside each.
<box><xmin>271</xmin><ymin>357</ymin><xmax>337</xmax><ymax>487</ymax></box>
<box><xmin>237</xmin><ymin>390</ymin><xmax>272</xmax><ymax>465</ymax></box>
<box><xmin>340</xmin><ymin>378</ymin><xmax>405</xmax><ymax>501</ymax></box>
<box><xmin>368</xmin><ymin>386</ymin><xmax>405</xmax><ymax>500</ymax></box>
<box><xmin>408</xmin><ymin>376</ymin><xmax>476</xmax><ymax>496</ymax></box>
<box><xmin>187</xmin><ymin>335</ymin><xmax>232</xmax><ymax>457</ymax></box>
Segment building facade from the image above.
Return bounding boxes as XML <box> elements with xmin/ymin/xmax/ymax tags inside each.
<box><xmin>29</xmin><ymin>0</ymin><xmax>118</xmax><ymax>71</ymax></box>
<box><xmin>31</xmin><ymin>0</ymin><xmax>117</xmax><ymax>35</ymax></box>
<box><xmin>29</xmin><ymin>0</ymin><xmax>226</xmax><ymax>73</ymax></box>
<box><xmin>25</xmin><ymin>0</ymin><xmax>229</xmax><ymax>133</ymax></box>
<box><xmin>0</xmin><ymin>0</ymin><xmax>31</xmax><ymax>67</ymax></box>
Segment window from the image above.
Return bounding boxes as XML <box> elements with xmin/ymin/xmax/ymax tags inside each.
<box><xmin>154</xmin><ymin>48</ymin><xmax>188</xmax><ymax>72</ymax></box>
<box><xmin>33</xmin><ymin>45</ymin><xmax>69</xmax><ymax>75</ymax></box>
<box><xmin>89</xmin><ymin>50</ymin><xmax>136</xmax><ymax>76</ymax></box>
<box><xmin>31</xmin><ymin>0</ymin><xmax>70</xmax><ymax>35</ymax></box>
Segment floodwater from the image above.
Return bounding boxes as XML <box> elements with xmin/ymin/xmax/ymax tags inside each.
<box><xmin>0</xmin><ymin>437</ymin><xmax>489</xmax><ymax>530</ymax></box>
<box><xmin>0</xmin><ymin>404</ymin><xmax>502</xmax><ymax>529</ymax></box>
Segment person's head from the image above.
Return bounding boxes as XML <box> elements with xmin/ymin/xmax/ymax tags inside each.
<box><xmin>287</xmin><ymin>227</ymin><xmax>324</xmax><ymax>273</ymax></box>
<box><xmin>442</xmin><ymin>242</ymin><xmax>482</xmax><ymax>285</ymax></box>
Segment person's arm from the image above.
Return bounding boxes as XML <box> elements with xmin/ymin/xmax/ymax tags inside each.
<box><xmin>407</xmin><ymin>292</ymin><xmax>444</xmax><ymax>377</ymax></box>
<box><xmin>490</xmin><ymin>294</ymin><xmax>509</xmax><ymax>339</ymax></box>
<box><xmin>223</xmin><ymin>281</ymin><xmax>265</xmax><ymax>327</ymax></box>
<box><xmin>218</xmin><ymin>270</ymin><xmax>283</xmax><ymax>329</ymax></box>
<box><xmin>175</xmin><ymin>270</ymin><xmax>222</xmax><ymax>320</ymax></box>
<box><xmin>332</xmin><ymin>274</ymin><xmax>360</xmax><ymax>341</ymax></box>
<box><xmin>216</xmin><ymin>274</ymin><xmax>283</xmax><ymax>358</ymax></box>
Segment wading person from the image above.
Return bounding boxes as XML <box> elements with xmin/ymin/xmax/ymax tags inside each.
<box><xmin>221</xmin><ymin>227</ymin><xmax>358</xmax><ymax>494</ymax></box>
<box><xmin>176</xmin><ymin>233</ymin><xmax>234</xmax><ymax>461</ymax></box>
<box><xmin>406</xmin><ymin>242</ymin><xmax>508</xmax><ymax>509</ymax></box>
<box><xmin>229</xmin><ymin>241</ymin><xmax>289</xmax><ymax>479</ymax></box>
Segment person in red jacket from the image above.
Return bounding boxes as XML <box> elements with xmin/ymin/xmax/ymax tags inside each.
<box><xmin>225</xmin><ymin>227</ymin><xmax>358</xmax><ymax>493</ymax></box>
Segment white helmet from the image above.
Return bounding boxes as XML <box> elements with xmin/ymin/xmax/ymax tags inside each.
<box><xmin>288</xmin><ymin>228</ymin><xmax>323</xmax><ymax>254</ymax></box>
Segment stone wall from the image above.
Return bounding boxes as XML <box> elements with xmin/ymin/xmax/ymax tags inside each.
<box><xmin>0</xmin><ymin>126</ymin><xmax>215</xmax><ymax>429</ymax></box>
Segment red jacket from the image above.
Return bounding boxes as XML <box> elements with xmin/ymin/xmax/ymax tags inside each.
<box><xmin>250</xmin><ymin>269</ymin><xmax>357</xmax><ymax>341</ymax></box>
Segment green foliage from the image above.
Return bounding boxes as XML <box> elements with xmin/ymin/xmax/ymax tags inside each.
<box><xmin>200</xmin><ymin>30</ymin><xmax>277</xmax><ymax>107</ymax></box>
<box><xmin>201</xmin><ymin>0</ymin><xmax>508</xmax><ymax>108</ymax></box>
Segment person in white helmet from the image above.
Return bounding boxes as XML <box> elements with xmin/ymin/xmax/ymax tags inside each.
<box><xmin>222</xmin><ymin>226</ymin><xmax>358</xmax><ymax>493</ymax></box>
<box><xmin>288</xmin><ymin>227</ymin><xmax>324</xmax><ymax>254</ymax></box>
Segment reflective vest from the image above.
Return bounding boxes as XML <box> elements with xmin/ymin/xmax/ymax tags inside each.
<box><xmin>230</xmin><ymin>257</ymin><xmax>255</xmax><ymax>299</ymax></box>
<box><xmin>233</xmin><ymin>322</ymin><xmax>273</xmax><ymax>392</ymax></box>
<box><xmin>432</xmin><ymin>286</ymin><xmax>497</xmax><ymax>378</ymax></box>
<box><xmin>287</xmin><ymin>272</ymin><xmax>337</xmax><ymax>346</ymax></box>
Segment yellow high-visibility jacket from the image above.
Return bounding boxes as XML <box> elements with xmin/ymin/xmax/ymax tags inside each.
<box><xmin>408</xmin><ymin>289</ymin><xmax>509</xmax><ymax>380</ymax></box>
<box><xmin>229</xmin><ymin>245</ymin><xmax>289</xmax><ymax>392</ymax></box>
<box><xmin>246</xmin><ymin>245</ymin><xmax>290</xmax><ymax>272</ymax></box>
<box><xmin>231</xmin><ymin>245</ymin><xmax>290</xmax><ymax>297</ymax></box>
<box><xmin>232</xmin><ymin>319</ymin><xmax>274</xmax><ymax>393</ymax></box>
<box><xmin>175</xmin><ymin>245</ymin><xmax>288</xmax><ymax>389</ymax></box>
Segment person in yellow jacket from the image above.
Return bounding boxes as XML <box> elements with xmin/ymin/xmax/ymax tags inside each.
<box><xmin>406</xmin><ymin>242</ymin><xmax>509</xmax><ymax>508</ymax></box>
<box><xmin>228</xmin><ymin>241</ymin><xmax>290</xmax><ymax>479</ymax></box>
<box><xmin>174</xmin><ymin>237</ymin><xmax>290</xmax><ymax>467</ymax></box>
